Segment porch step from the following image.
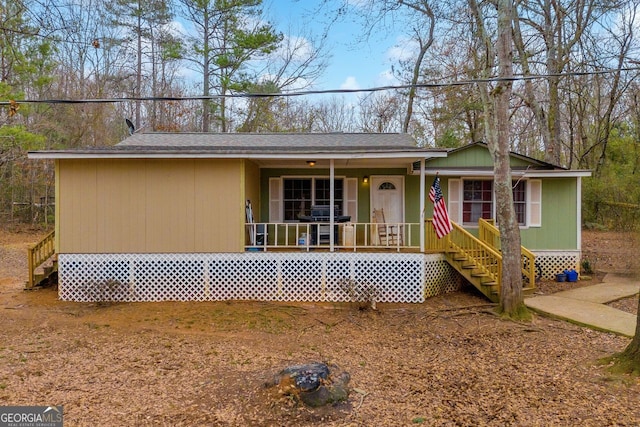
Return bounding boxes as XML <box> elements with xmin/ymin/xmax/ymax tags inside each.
<box><xmin>440</xmin><ymin>221</ymin><xmax>537</xmax><ymax>304</ymax></box>
<box><xmin>25</xmin><ymin>263</ymin><xmax>58</xmax><ymax>290</ymax></box>
<box><xmin>445</xmin><ymin>250</ymin><xmax>500</xmax><ymax>303</ymax></box>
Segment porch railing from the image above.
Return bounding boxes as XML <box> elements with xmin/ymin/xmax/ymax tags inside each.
<box><xmin>448</xmin><ymin>221</ymin><xmax>502</xmax><ymax>285</ymax></box>
<box><xmin>478</xmin><ymin>218</ymin><xmax>537</xmax><ymax>286</ymax></box>
<box><xmin>246</xmin><ymin>221</ymin><xmax>425</xmax><ymax>252</ymax></box>
<box><xmin>27</xmin><ymin>229</ymin><xmax>56</xmax><ymax>288</ymax></box>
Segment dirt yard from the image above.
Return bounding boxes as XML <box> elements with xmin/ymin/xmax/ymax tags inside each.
<box><xmin>1</xmin><ymin>227</ymin><xmax>639</xmax><ymax>426</ymax></box>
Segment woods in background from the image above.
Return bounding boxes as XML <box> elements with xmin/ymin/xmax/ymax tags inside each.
<box><xmin>1</xmin><ymin>0</ymin><xmax>639</xmax><ymax>227</ymax></box>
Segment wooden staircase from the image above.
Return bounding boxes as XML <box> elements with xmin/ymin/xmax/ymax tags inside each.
<box><xmin>437</xmin><ymin>220</ymin><xmax>537</xmax><ymax>303</ymax></box>
<box><xmin>26</xmin><ymin>230</ymin><xmax>57</xmax><ymax>289</ymax></box>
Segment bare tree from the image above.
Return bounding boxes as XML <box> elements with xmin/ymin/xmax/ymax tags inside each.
<box><xmin>397</xmin><ymin>1</ymin><xmax>436</xmax><ymax>134</ymax></box>
<box><xmin>513</xmin><ymin>0</ymin><xmax>612</xmax><ymax>165</ymax></box>
<box><xmin>469</xmin><ymin>0</ymin><xmax>528</xmax><ymax>317</ymax></box>
<box><xmin>311</xmin><ymin>96</ymin><xmax>359</xmax><ymax>133</ymax></box>
<box><xmin>108</xmin><ymin>0</ymin><xmax>172</xmax><ymax>129</ymax></box>
<box><xmin>358</xmin><ymin>92</ymin><xmax>405</xmax><ymax>133</ymax></box>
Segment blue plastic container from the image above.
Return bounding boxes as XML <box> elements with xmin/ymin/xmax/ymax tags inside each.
<box><xmin>564</xmin><ymin>269</ymin><xmax>579</xmax><ymax>282</ymax></box>
<box><xmin>555</xmin><ymin>273</ymin><xmax>567</xmax><ymax>282</ymax></box>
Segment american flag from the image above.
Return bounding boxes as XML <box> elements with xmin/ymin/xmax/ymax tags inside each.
<box><xmin>429</xmin><ymin>176</ymin><xmax>453</xmax><ymax>239</ymax></box>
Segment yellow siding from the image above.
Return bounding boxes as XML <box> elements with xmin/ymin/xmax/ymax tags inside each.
<box><xmin>58</xmin><ymin>158</ymin><xmax>243</xmax><ymax>253</ymax></box>
<box><xmin>193</xmin><ymin>160</ymin><xmax>243</xmax><ymax>252</ymax></box>
<box><xmin>244</xmin><ymin>160</ymin><xmax>261</xmax><ymax>218</ymax></box>
<box><xmin>59</xmin><ymin>160</ymin><xmax>98</xmax><ymax>252</ymax></box>
<box><xmin>96</xmin><ymin>159</ymin><xmax>147</xmax><ymax>252</ymax></box>
<box><xmin>242</xmin><ymin>160</ymin><xmax>261</xmax><ymax>245</ymax></box>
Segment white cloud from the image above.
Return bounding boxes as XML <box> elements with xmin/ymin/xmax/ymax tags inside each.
<box><xmin>275</xmin><ymin>35</ymin><xmax>315</xmax><ymax>62</ymax></box>
<box><xmin>375</xmin><ymin>70</ymin><xmax>398</xmax><ymax>86</ymax></box>
<box><xmin>385</xmin><ymin>36</ymin><xmax>419</xmax><ymax>63</ymax></box>
<box><xmin>340</xmin><ymin>76</ymin><xmax>360</xmax><ymax>90</ymax></box>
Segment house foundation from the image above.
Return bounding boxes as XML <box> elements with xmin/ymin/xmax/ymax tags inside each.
<box><xmin>58</xmin><ymin>252</ymin><xmax>462</xmax><ymax>303</ymax></box>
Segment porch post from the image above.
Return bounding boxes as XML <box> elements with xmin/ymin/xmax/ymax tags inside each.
<box><xmin>419</xmin><ymin>158</ymin><xmax>426</xmax><ymax>252</ymax></box>
<box><xmin>330</xmin><ymin>158</ymin><xmax>335</xmax><ymax>252</ymax></box>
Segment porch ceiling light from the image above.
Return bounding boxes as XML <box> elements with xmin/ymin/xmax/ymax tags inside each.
<box><xmin>363</xmin><ymin>176</ymin><xmax>369</xmax><ymax>183</ymax></box>
<box><xmin>306</xmin><ymin>160</ymin><xmax>316</xmax><ymax>167</ymax></box>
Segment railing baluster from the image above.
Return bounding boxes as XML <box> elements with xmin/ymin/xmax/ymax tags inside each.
<box><xmin>26</xmin><ymin>230</ymin><xmax>56</xmax><ymax>288</ymax></box>
<box><xmin>245</xmin><ymin>221</ymin><xmax>433</xmax><ymax>251</ymax></box>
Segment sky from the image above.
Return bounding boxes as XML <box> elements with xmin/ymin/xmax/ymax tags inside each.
<box><xmin>264</xmin><ymin>0</ymin><xmax>406</xmax><ymax>93</ymax></box>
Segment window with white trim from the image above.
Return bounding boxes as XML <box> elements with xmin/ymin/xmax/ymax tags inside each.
<box><xmin>463</xmin><ymin>180</ymin><xmax>493</xmax><ymax>224</ymax></box>
<box><xmin>282</xmin><ymin>178</ymin><xmax>344</xmax><ymax>221</ymax></box>
<box><xmin>512</xmin><ymin>180</ymin><xmax>526</xmax><ymax>225</ymax></box>
<box><xmin>457</xmin><ymin>179</ymin><xmax>537</xmax><ymax>227</ymax></box>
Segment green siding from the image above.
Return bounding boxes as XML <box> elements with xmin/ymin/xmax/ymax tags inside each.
<box><xmin>432</xmin><ymin>176</ymin><xmax>579</xmax><ymax>251</ymax></box>
<box><xmin>521</xmin><ymin>178</ymin><xmax>577</xmax><ymax>250</ymax></box>
<box><xmin>404</xmin><ymin>174</ymin><xmax>421</xmax><ymax>223</ymax></box>
<box><xmin>259</xmin><ymin>166</ymin><xmax>581</xmax><ymax>252</ymax></box>
<box><xmin>426</xmin><ymin>144</ymin><xmax>533</xmax><ymax>169</ymax></box>
<box><xmin>260</xmin><ymin>168</ymin><xmax>414</xmax><ymax>223</ymax></box>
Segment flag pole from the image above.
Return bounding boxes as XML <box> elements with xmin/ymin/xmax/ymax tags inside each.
<box><xmin>430</xmin><ymin>171</ymin><xmax>453</xmax><ymax>239</ymax></box>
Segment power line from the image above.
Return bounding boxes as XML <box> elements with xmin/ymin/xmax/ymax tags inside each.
<box><xmin>2</xmin><ymin>67</ymin><xmax>639</xmax><ymax>106</ymax></box>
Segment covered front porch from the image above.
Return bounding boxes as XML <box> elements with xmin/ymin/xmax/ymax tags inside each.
<box><xmin>245</xmin><ymin>219</ymin><xmax>442</xmax><ymax>252</ymax></box>
<box><xmin>31</xmin><ymin>219</ymin><xmax>557</xmax><ymax>304</ymax></box>
<box><xmin>27</xmin><ymin>133</ymin><xmax>582</xmax><ymax>304</ymax></box>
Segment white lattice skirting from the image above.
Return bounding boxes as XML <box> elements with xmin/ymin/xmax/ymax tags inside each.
<box><xmin>533</xmin><ymin>251</ymin><xmax>580</xmax><ymax>279</ymax></box>
<box><xmin>58</xmin><ymin>253</ymin><xmax>461</xmax><ymax>303</ymax></box>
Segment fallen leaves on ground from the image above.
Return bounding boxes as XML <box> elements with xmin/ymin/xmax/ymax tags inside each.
<box><xmin>0</xmin><ymin>227</ymin><xmax>639</xmax><ymax>426</ymax></box>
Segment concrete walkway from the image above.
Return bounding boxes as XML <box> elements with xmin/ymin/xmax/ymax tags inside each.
<box><xmin>525</xmin><ymin>274</ymin><xmax>640</xmax><ymax>337</ymax></box>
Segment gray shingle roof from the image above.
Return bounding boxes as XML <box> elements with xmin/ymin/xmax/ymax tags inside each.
<box><xmin>116</xmin><ymin>132</ymin><xmax>421</xmax><ymax>150</ymax></box>
<box><xmin>28</xmin><ymin>132</ymin><xmax>450</xmax><ymax>160</ymax></box>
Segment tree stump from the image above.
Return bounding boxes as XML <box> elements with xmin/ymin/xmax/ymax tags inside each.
<box><xmin>266</xmin><ymin>362</ymin><xmax>350</xmax><ymax>407</ymax></box>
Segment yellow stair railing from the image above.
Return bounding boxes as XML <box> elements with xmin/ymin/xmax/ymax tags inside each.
<box><xmin>427</xmin><ymin>219</ymin><xmax>502</xmax><ymax>302</ymax></box>
<box><xmin>478</xmin><ymin>218</ymin><xmax>537</xmax><ymax>290</ymax></box>
<box><xmin>424</xmin><ymin>219</ymin><xmax>450</xmax><ymax>252</ymax></box>
<box><xmin>27</xmin><ymin>230</ymin><xmax>56</xmax><ymax>289</ymax></box>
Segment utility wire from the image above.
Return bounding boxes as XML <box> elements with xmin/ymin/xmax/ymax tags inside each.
<box><xmin>1</xmin><ymin>67</ymin><xmax>639</xmax><ymax>106</ymax></box>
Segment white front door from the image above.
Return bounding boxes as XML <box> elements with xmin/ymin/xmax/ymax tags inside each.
<box><xmin>370</xmin><ymin>176</ymin><xmax>404</xmax><ymax>243</ymax></box>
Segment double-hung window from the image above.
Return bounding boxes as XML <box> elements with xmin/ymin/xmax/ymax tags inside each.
<box><xmin>462</xmin><ymin>180</ymin><xmax>493</xmax><ymax>224</ymax></box>
<box><xmin>270</xmin><ymin>177</ymin><xmax>357</xmax><ymax>223</ymax></box>
<box><xmin>282</xmin><ymin>178</ymin><xmax>344</xmax><ymax>221</ymax></box>
<box><xmin>453</xmin><ymin>179</ymin><xmax>539</xmax><ymax>227</ymax></box>
<box><xmin>512</xmin><ymin>180</ymin><xmax>526</xmax><ymax>225</ymax></box>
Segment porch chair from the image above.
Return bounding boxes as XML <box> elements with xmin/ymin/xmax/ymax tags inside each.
<box><xmin>372</xmin><ymin>208</ymin><xmax>402</xmax><ymax>246</ymax></box>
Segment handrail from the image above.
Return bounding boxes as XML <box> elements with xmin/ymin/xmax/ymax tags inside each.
<box><xmin>424</xmin><ymin>219</ymin><xmax>450</xmax><ymax>252</ymax></box>
<box><xmin>447</xmin><ymin>222</ymin><xmax>502</xmax><ymax>293</ymax></box>
<box><xmin>478</xmin><ymin>218</ymin><xmax>537</xmax><ymax>286</ymax></box>
<box><xmin>27</xmin><ymin>230</ymin><xmax>56</xmax><ymax>288</ymax></box>
<box><xmin>245</xmin><ymin>221</ymin><xmax>420</xmax><ymax>252</ymax></box>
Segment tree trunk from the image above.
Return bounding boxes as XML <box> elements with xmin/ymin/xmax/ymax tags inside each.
<box><xmin>401</xmin><ymin>2</ymin><xmax>434</xmax><ymax>134</ymax></box>
<box><xmin>623</xmin><ymin>293</ymin><xmax>640</xmax><ymax>358</ymax></box>
<box><xmin>202</xmin><ymin>12</ymin><xmax>211</xmax><ymax>133</ymax></box>
<box><xmin>495</xmin><ymin>0</ymin><xmax>526</xmax><ymax>315</ymax></box>
<box><xmin>135</xmin><ymin>2</ymin><xmax>142</xmax><ymax>130</ymax></box>
<box><xmin>469</xmin><ymin>0</ymin><xmax>526</xmax><ymax>316</ymax></box>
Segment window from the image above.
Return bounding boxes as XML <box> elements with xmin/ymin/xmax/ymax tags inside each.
<box><xmin>512</xmin><ymin>180</ymin><xmax>526</xmax><ymax>225</ymax></box>
<box><xmin>378</xmin><ymin>182</ymin><xmax>396</xmax><ymax>190</ymax></box>
<box><xmin>282</xmin><ymin>178</ymin><xmax>343</xmax><ymax>221</ymax></box>
<box><xmin>283</xmin><ymin>179</ymin><xmax>312</xmax><ymax>221</ymax></box>
<box><xmin>461</xmin><ymin>179</ymin><xmax>528</xmax><ymax>226</ymax></box>
<box><xmin>463</xmin><ymin>180</ymin><xmax>493</xmax><ymax>224</ymax></box>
